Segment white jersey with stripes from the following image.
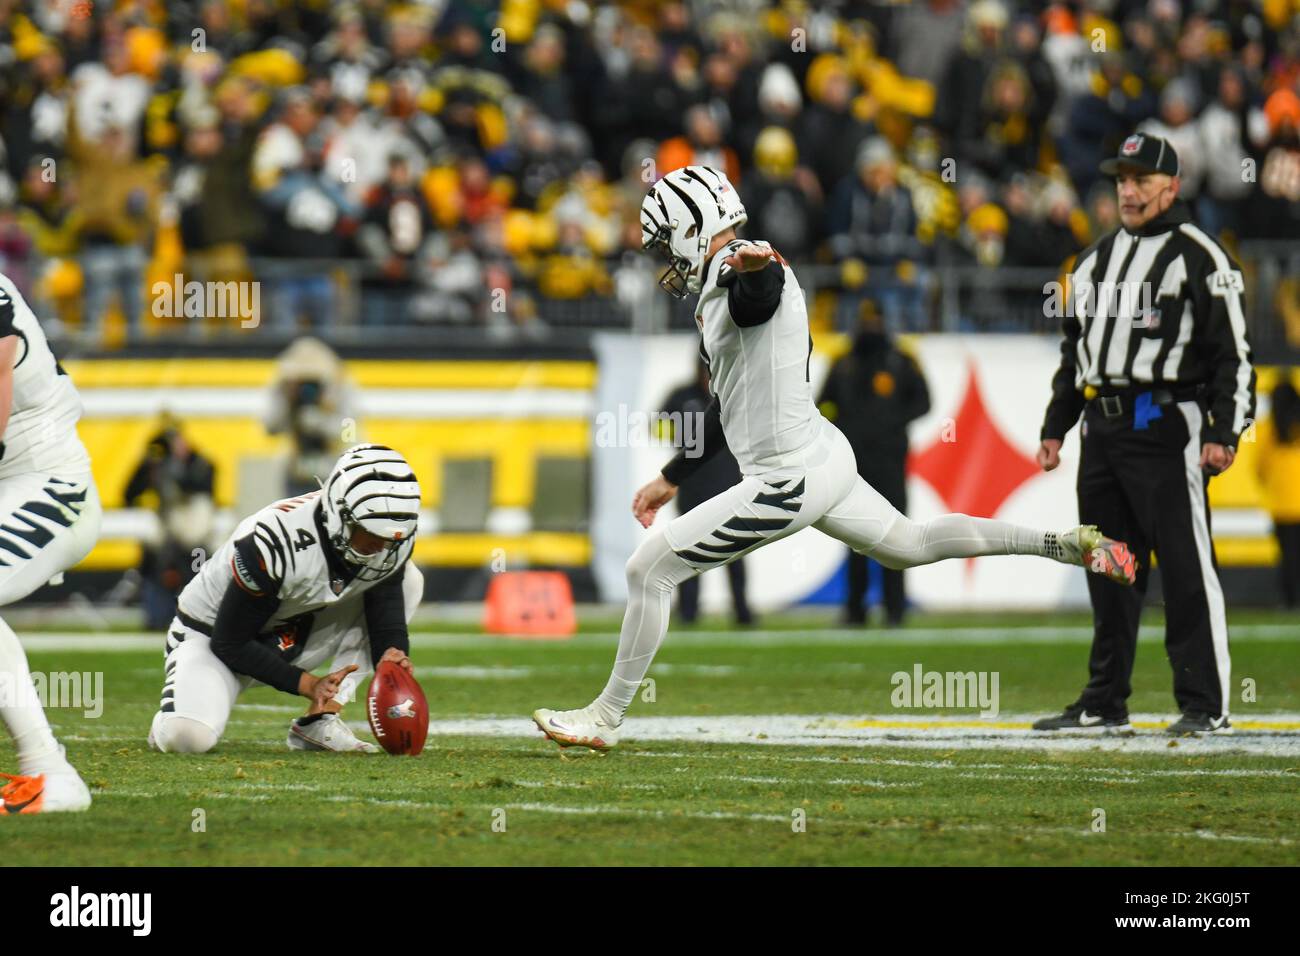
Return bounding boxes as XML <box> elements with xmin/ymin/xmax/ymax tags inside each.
<box><xmin>0</xmin><ymin>273</ymin><xmax>89</xmax><ymax>480</ymax></box>
<box><xmin>177</xmin><ymin>490</ymin><xmax>413</xmax><ymax>630</ymax></box>
<box><xmin>694</xmin><ymin>241</ymin><xmax>823</xmax><ymax>477</ymax></box>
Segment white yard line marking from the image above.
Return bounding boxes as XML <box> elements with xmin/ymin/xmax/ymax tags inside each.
<box><xmin>630</xmin><ymin>751</ymin><xmax>1298</xmax><ymax>779</ymax></box>
<box><xmin>413</xmin><ymin>666</ymin><xmax>534</xmax><ymax>679</ymax></box>
<box><xmin>17</xmin><ymin>622</ymin><xmax>1300</xmax><ymax>651</ymax></box>
<box><xmin>720</xmin><ymin>774</ymin><xmax>918</xmax><ymax>789</ymax></box>
<box><xmin>427</xmin><ymin>713</ymin><xmax>1300</xmax><ymax>757</ymax></box>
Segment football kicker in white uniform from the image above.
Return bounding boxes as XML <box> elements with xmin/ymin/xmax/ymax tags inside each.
<box><xmin>148</xmin><ymin>444</ymin><xmax>424</xmax><ymax>754</ymax></box>
<box><xmin>0</xmin><ymin>274</ymin><xmax>102</xmax><ymax>813</ymax></box>
<box><xmin>533</xmin><ymin>165</ymin><xmax>1139</xmax><ymax>751</ymax></box>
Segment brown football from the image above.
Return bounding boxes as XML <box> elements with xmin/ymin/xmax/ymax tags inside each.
<box><xmin>366</xmin><ymin>660</ymin><xmax>429</xmax><ymax>756</ymax></box>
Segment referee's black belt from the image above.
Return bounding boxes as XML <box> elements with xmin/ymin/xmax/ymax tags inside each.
<box><xmin>176</xmin><ymin>609</ymin><xmax>215</xmax><ymax>636</ymax></box>
<box><xmin>1086</xmin><ymin>384</ymin><xmax>1203</xmax><ymax>420</ymax></box>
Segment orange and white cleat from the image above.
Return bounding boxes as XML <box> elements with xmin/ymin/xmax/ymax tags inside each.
<box><xmin>533</xmin><ymin>705</ymin><xmax>621</xmax><ymax>752</ymax></box>
<box><xmin>1056</xmin><ymin>525</ymin><xmax>1137</xmax><ymax>586</ymax></box>
<box><xmin>0</xmin><ymin>765</ymin><xmax>92</xmax><ymax>815</ymax></box>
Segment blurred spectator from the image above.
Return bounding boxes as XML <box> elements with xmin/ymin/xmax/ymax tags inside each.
<box><xmin>958</xmin><ymin>58</ymin><xmax>1043</xmax><ymax>180</ymax></box>
<box><xmin>828</xmin><ymin>138</ymin><xmax>925</xmax><ymax>331</ymax></box>
<box><xmin>357</xmin><ymin>153</ymin><xmax>435</xmax><ymax>325</ymax></box>
<box><xmin>889</xmin><ymin>0</ymin><xmax>966</xmax><ymax>89</ymax></box>
<box><xmin>309</xmin><ymin>6</ymin><xmax>388</xmax><ymax>100</ymax></box>
<box><xmin>2</xmin><ymin>34</ymin><xmax>70</xmax><ymax>180</ymax></box>
<box><xmin>263</xmin><ymin>337</ymin><xmax>356</xmax><ymax>497</ymax></box>
<box><xmin>1002</xmin><ymin>175</ymin><xmax>1082</xmax><ymax>268</ymax></box>
<box><xmin>72</xmin><ymin>125</ymin><xmax>164</xmax><ymax>336</ymax></box>
<box><xmin>1138</xmin><ymin>78</ymin><xmax>1206</xmax><ymax>198</ymax></box>
<box><xmin>657</xmin><ymin>104</ymin><xmax>740</xmax><ymax>184</ymax></box>
<box><xmin>1244</xmin><ymin>86</ymin><xmax>1300</xmax><ymax>239</ymax></box>
<box><xmin>799</xmin><ymin>58</ymin><xmax>873</xmax><ymax>195</ymax></box>
<box><xmin>1083</xmin><ymin>179</ymin><xmax>1120</xmax><ymax>241</ymax></box>
<box><xmin>1197</xmin><ymin>65</ymin><xmax>1267</xmax><ymax>237</ymax></box>
<box><xmin>70</xmin><ymin>38</ymin><xmax>149</xmax><ymax>154</ymax></box>
<box><xmin>172</xmin><ymin>111</ymin><xmax>260</xmax><ymax>286</ymax></box>
<box><xmin>124</xmin><ymin>417</ymin><xmax>216</xmax><ymax>631</ymax></box>
<box><xmin>1059</xmin><ymin>52</ymin><xmax>1156</xmax><ymax>199</ymax></box>
<box><xmin>934</xmin><ymin>0</ymin><xmax>1009</xmax><ymax>162</ymax></box>
<box><xmin>252</xmin><ymin>87</ymin><xmax>354</xmax><ymax>328</ymax></box>
<box><xmin>754</xmin><ymin>62</ymin><xmax>802</xmax><ymax>139</ymax></box>
<box><xmin>438</xmin><ymin>17</ymin><xmax>494</xmax><ymax>72</ymax></box>
<box><xmin>515</xmin><ymin>23</ymin><xmax>575</xmax><ymax>124</ymax></box>
<box><xmin>742</xmin><ymin>126</ymin><xmax>821</xmax><ymax>262</ymax></box>
<box><xmin>819</xmin><ymin>307</ymin><xmax>930</xmax><ymax>626</ymax></box>
<box><xmin>0</xmin><ymin>0</ymin><xmax>1291</xmax><ymax>340</ymax></box>
<box><xmin>1255</xmin><ymin>379</ymin><xmax>1300</xmax><ymax>608</ymax></box>
<box><xmin>417</xmin><ymin>228</ymin><xmax>483</xmax><ymax>324</ymax></box>
<box><xmin>594</xmin><ymin>25</ymin><xmax>685</xmax><ymax>175</ymax></box>
<box><xmin>1007</xmin><ymin>12</ymin><xmax>1057</xmax><ymax>135</ymax></box>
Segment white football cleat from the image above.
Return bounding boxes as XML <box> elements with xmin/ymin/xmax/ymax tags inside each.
<box><xmin>287</xmin><ymin>714</ymin><xmax>379</xmax><ymax>753</ymax></box>
<box><xmin>533</xmin><ymin>705</ymin><xmax>621</xmax><ymax>752</ymax></box>
<box><xmin>1053</xmin><ymin>525</ymin><xmax>1137</xmax><ymax>586</ymax></box>
<box><xmin>1</xmin><ymin>762</ymin><xmax>92</xmax><ymax>814</ymax></box>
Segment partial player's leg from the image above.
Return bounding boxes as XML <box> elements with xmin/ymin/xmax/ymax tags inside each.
<box><xmin>1155</xmin><ymin>403</ymin><xmax>1232</xmax><ymax>732</ymax></box>
<box><xmin>677</xmin><ymin>574</ymin><xmax>701</xmax><ymax>624</ymax></box>
<box><xmin>0</xmin><ymin>473</ymin><xmax>102</xmax><ymax>812</ymax></box>
<box><xmin>1049</xmin><ymin>415</ymin><xmax>1150</xmax><ymax>731</ymax></box>
<box><xmin>148</xmin><ymin>622</ymin><xmax>243</xmax><ymax>754</ymax></box>
<box><xmin>811</xmin><ymin>427</ymin><xmax>1135</xmax><ymax>583</ymax></box>
<box><xmin>726</xmin><ymin>556</ymin><xmax>753</xmax><ymax>625</ymax></box>
<box><xmin>535</xmin><ymin>472</ymin><xmax>820</xmax><ymax>750</ymax></box>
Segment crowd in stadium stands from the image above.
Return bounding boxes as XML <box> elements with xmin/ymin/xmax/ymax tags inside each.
<box><xmin>0</xmin><ymin>0</ymin><xmax>1296</xmax><ymax>336</ymax></box>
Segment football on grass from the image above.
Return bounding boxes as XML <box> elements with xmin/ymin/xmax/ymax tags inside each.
<box><xmin>366</xmin><ymin>661</ymin><xmax>429</xmax><ymax>756</ymax></box>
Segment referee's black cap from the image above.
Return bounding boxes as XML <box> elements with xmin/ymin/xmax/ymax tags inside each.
<box><xmin>1099</xmin><ymin>132</ymin><xmax>1181</xmax><ymax>177</ymax></box>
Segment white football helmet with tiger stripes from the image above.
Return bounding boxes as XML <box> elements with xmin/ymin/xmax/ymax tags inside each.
<box><xmin>320</xmin><ymin>444</ymin><xmax>421</xmax><ymax>581</ymax></box>
<box><xmin>640</xmin><ymin>165</ymin><xmax>747</xmax><ymax>297</ymax></box>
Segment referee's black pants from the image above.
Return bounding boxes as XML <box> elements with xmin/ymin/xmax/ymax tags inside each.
<box><xmin>1075</xmin><ymin>398</ymin><xmax>1230</xmax><ymax>719</ymax></box>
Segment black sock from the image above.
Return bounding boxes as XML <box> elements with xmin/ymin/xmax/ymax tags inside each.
<box><xmin>296</xmin><ymin>713</ymin><xmax>328</xmax><ymax>727</ymax></box>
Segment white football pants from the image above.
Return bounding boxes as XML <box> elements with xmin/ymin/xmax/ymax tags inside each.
<box><xmin>0</xmin><ymin>468</ymin><xmax>102</xmax><ymax>772</ymax></box>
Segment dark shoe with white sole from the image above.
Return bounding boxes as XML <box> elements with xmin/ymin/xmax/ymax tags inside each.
<box><xmin>1032</xmin><ymin>705</ymin><xmax>1133</xmax><ymax>733</ymax></box>
<box><xmin>1166</xmin><ymin>712</ymin><xmax>1233</xmax><ymax>736</ymax></box>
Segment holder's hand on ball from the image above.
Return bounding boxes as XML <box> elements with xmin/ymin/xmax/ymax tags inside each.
<box><xmin>380</xmin><ymin>647</ymin><xmax>413</xmax><ymax>672</ymax></box>
<box><xmin>300</xmin><ymin>663</ymin><xmax>358</xmax><ymax>715</ymax></box>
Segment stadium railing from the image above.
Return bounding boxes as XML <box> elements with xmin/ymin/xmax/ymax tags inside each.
<box><xmin>27</xmin><ymin>241</ymin><xmax>1300</xmax><ymax>360</ymax></box>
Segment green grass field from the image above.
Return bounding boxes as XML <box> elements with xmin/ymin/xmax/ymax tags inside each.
<box><xmin>3</xmin><ymin>610</ymin><xmax>1299</xmax><ymax>866</ymax></box>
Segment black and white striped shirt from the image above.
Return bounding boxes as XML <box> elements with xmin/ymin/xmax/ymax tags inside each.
<box><xmin>1042</xmin><ymin>201</ymin><xmax>1256</xmax><ymax>447</ymax></box>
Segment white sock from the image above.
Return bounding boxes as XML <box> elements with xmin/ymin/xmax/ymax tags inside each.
<box><xmin>0</xmin><ymin>615</ymin><xmax>64</xmax><ymax>773</ymax></box>
<box><xmin>594</xmin><ymin>675</ymin><xmax>642</xmax><ymax>726</ymax></box>
<box><xmin>875</xmin><ymin>514</ymin><xmax>1052</xmax><ymax>568</ymax></box>
<box><xmin>594</xmin><ymin>534</ymin><xmax>695</xmax><ymax>725</ymax></box>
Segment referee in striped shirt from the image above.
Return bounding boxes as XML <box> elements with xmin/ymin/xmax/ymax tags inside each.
<box><xmin>1034</xmin><ymin>132</ymin><xmax>1256</xmax><ymax>736</ymax></box>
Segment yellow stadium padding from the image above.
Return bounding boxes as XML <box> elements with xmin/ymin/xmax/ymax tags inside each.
<box><xmin>63</xmin><ymin>359</ymin><xmax>597</xmax><ymax>390</ymax></box>
<box><xmin>76</xmin><ymin>533</ymin><xmax>591</xmax><ymax>571</ymax></box>
<box><xmin>82</xmin><ymin>418</ymin><xmax>590</xmax><ymax>509</ymax></box>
